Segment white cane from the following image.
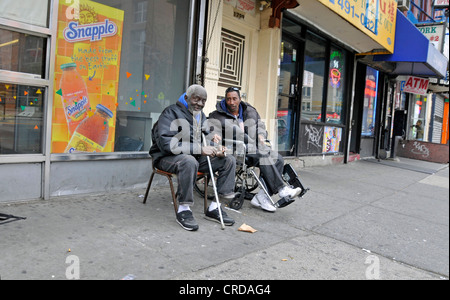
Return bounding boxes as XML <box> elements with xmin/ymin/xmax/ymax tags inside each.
<box><xmin>202</xmin><ymin>133</ymin><xmax>225</xmax><ymax>230</ymax></box>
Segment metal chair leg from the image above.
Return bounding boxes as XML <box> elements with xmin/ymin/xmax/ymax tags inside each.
<box><xmin>168</xmin><ymin>176</ymin><xmax>178</xmax><ymax>216</ymax></box>
<box><xmin>143</xmin><ymin>172</ymin><xmax>156</xmax><ymax>204</ymax></box>
<box><xmin>145</xmin><ymin>167</ymin><xmax>209</xmax><ymax>217</ymax></box>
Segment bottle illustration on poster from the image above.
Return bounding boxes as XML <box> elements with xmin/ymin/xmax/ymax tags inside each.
<box><xmin>65</xmin><ymin>104</ymin><xmax>113</xmax><ymax>153</ymax></box>
<box><xmin>60</xmin><ymin>63</ymin><xmax>91</xmax><ymax>136</ymax></box>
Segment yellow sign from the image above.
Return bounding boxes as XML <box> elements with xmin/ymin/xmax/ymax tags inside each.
<box><xmin>317</xmin><ymin>0</ymin><xmax>397</xmax><ymax>53</ymax></box>
<box><xmin>51</xmin><ymin>0</ymin><xmax>124</xmax><ymax>153</ymax></box>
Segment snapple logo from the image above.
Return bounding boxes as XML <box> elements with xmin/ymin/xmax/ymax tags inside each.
<box><xmin>63</xmin><ymin>19</ymin><xmax>117</xmax><ymax>42</ymax></box>
<box><xmin>67</xmin><ymin>96</ymin><xmax>88</xmax><ymax>118</ymax></box>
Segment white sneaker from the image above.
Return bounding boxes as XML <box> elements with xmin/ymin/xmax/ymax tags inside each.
<box><xmin>278</xmin><ymin>185</ymin><xmax>302</xmax><ymax>199</ymax></box>
<box><xmin>251</xmin><ymin>190</ymin><xmax>276</xmax><ymax>212</ymax></box>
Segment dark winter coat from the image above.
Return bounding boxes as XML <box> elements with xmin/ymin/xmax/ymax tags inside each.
<box><xmin>208</xmin><ymin>99</ymin><xmax>268</xmax><ymax>150</ymax></box>
<box><xmin>149</xmin><ymin>100</ymin><xmax>208</xmax><ymax>165</ymax></box>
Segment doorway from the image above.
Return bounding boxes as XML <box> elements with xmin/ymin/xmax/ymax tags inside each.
<box><xmin>276</xmin><ymin>20</ymin><xmax>304</xmax><ymax>156</ymax></box>
<box><xmin>351</xmin><ymin>64</ymin><xmax>381</xmax><ymax>158</ymax></box>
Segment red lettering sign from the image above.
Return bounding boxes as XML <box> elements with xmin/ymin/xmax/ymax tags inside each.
<box><xmin>403</xmin><ymin>76</ymin><xmax>429</xmax><ymax>96</ymax></box>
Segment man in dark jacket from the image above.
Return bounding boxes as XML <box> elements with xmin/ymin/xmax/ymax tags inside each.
<box><xmin>208</xmin><ymin>87</ymin><xmax>301</xmax><ymax>212</ymax></box>
<box><xmin>150</xmin><ymin>85</ymin><xmax>236</xmax><ymax>231</ymax></box>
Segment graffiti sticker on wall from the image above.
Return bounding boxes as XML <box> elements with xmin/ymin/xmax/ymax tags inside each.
<box><xmin>323</xmin><ymin>126</ymin><xmax>342</xmax><ymax>153</ymax></box>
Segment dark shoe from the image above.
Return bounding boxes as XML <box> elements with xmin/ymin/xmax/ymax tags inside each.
<box><xmin>176</xmin><ymin>210</ymin><xmax>199</xmax><ymax>231</ymax></box>
<box><xmin>205</xmin><ymin>207</ymin><xmax>235</xmax><ymax>226</ymax></box>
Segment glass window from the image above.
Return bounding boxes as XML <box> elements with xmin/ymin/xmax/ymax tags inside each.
<box><xmin>277</xmin><ymin>39</ymin><xmax>298</xmax><ymax>153</ymax></box>
<box><xmin>361</xmin><ymin>66</ymin><xmax>379</xmax><ymax>136</ymax></box>
<box><xmin>134</xmin><ymin>1</ymin><xmax>148</xmax><ymax>23</ymax></box>
<box><xmin>0</xmin><ymin>28</ymin><xmax>47</xmax><ymax>78</ymax></box>
<box><xmin>409</xmin><ymin>94</ymin><xmax>426</xmax><ymax>141</ymax></box>
<box><xmin>50</xmin><ymin>0</ymin><xmax>191</xmax><ymax>154</ymax></box>
<box><xmin>0</xmin><ymin>83</ymin><xmax>45</xmax><ymax>154</ymax></box>
<box><xmin>302</xmin><ymin>31</ymin><xmax>326</xmax><ymax>122</ymax></box>
<box><xmin>0</xmin><ymin>0</ymin><xmax>49</xmax><ymax>27</ymax></box>
<box><xmin>326</xmin><ymin>47</ymin><xmax>346</xmax><ymax>125</ymax></box>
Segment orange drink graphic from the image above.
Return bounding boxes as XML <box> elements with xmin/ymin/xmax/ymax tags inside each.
<box><xmin>65</xmin><ymin>104</ymin><xmax>113</xmax><ymax>153</ymax></box>
<box><xmin>60</xmin><ymin>63</ymin><xmax>91</xmax><ymax>135</ymax></box>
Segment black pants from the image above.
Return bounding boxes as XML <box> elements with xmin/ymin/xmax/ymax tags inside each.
<box><xmin>155</xmin><ymin>154</ymin><xmax>236</xmax><ymax>206</ymax></box>
<box><xmin>246</xmin><ymin>149</ymin><xmax>285</xmax><ymax>196</ymax></box>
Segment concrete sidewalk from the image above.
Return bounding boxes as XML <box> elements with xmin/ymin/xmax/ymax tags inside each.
<box><xmin>0</xmin><ymin>157</ymin><xmax>448</xmax><ymax>280</ymax></box>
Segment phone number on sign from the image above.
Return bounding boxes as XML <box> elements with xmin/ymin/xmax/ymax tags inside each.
<box><xmin>328</xmin><ymin>0</ymin><xmax>394</xmax><ymax>34</ymax></box>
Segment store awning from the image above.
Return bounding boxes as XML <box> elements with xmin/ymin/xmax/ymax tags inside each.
<box><xmin>428</xmin><ymin>78</ymin><xmax>450</xmax><ymax>96</ymax></box>
<box><xmin>288</xmin><ymin>0</ymin><xmax>398</xmax><ymax>54</ymax></box>
<box><xmin>373</xmin><ymin>11</ymin><xmax>448</xmax><ymax>78</ymax></box>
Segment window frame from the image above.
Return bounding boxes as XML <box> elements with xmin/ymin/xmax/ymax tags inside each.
<box><xmin>0</xmin><ymin>0</ymin><xmax>51</xmax><ymax>28</ymax></box>
<box><xmin>0</xmin><ymin>9</ymin><xmax>55</xmax><ymax>160</ymax></box>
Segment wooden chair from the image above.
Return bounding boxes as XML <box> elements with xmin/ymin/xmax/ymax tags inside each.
<box><xmin>143</xmin><ymin>160</ymin><xmax>209</xmax><ymax>215</ymax></box>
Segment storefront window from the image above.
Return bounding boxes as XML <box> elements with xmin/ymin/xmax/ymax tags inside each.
<box><xmin>361</xmin><ymin>66</ymin><xmax>379</xmax><ymax>136</ymax></box>
<box><xmin>302</xmin><ymin>32</ymin><xmax>348</xmax><ymax>126</ymax></box>
<box><xmin>326</xmin><ymin>47</ymin><xmax>346</xmax><ymax>125</ymax></box>
<box><xmin>409</xmin><ymin>94</ymin><xmax>426</xmax><ymax>140</ymax></box>
<box><xmin>0</xmin><ymin>0</ymin><xmax>50</xmax><ymax>28</ymax></box>
<box><xmin>0</xmin><ymin>83</ymin><xmax>45</xmax><ymax>154</ymax></box>
<box><xmin>277</xmin><ymin>37</ymin><xmax>299</xmax><ymax>153</ymax></box>
<box><xmin>293</xmin><ymin>25</ymin><xmax>351</xmax><ymax>155</ymax></box>
<box><xmin>302</xmin><ymin>31</ymin><xmax>326</xmax><ymax>122</ymax></box>
<box><xmin>50</xmin><ymin>0</ymin><xmax>191</xmax><ymax>154</ymax></box>
<box><xmin>0</xmin><ymin>28</ymin><xmax>47</xmax><ymax>78</ymax></box>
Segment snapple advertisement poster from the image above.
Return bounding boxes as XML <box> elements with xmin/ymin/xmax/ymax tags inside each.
<box><xmin>51</xmin><ymin>0</ymin><xmax>124</xmax><ymax>153</ymax></box>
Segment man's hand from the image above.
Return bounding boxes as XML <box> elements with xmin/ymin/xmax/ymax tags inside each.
<box><xmin>202</xmin><ymin>146</ymin><xmax>218</xmax><ymax>157</ymax></box>
<box><xmin>258</xmin><ymin>134</ymin><xmax>266</xmax><ymax>145</ymax></box>
<box><xmin>212</xmin><ymin>134</ymin><xmax>222</xmax><ymax>144</ymax></box>
<box><xmin>201</xmin><ymin>145</ymin><xmax>228</xmax><ymax>157</ymax></box>
<box><xmin>215</xmin><ymin>145</ymin><xmax>228</xmax><ymax>158</ymax></box>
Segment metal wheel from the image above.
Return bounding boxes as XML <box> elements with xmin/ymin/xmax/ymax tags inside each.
<box><xmin>236</xmin><ymin>167</ymin><xmax>259</xmax><ymax>192</ymax></box>
<box><xmin>230</xmin><ymin>168</ymin><xmax>259</xmax><ymax>210</ymax></box>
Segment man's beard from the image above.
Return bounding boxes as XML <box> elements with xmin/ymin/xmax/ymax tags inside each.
<box><xmin>192</xmin><ymin>109</ymin><xmax>202</xmax><ymax>121</ymax></box>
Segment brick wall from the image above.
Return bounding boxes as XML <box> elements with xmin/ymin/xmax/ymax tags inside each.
<box><xmin>397</xmin><ymin>140</ymin><xmax>449</xmax><ymax>164</ymax></box>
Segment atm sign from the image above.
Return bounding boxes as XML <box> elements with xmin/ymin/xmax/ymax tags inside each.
<box><xmin>402</xmin><ymin>76</ymin><xmax>429</xmax><ymax>96</ymax></box>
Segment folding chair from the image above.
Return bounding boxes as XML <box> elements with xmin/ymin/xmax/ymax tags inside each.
<box><xmin>143</xmin><ymin>160</ymin><xmax>209</xmax><ymax>215</ymax></box>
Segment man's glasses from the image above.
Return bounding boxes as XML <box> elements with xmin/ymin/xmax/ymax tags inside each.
<box><xmin>226</xmin><ymin>87</ymin><xmax>239</xmax><ymax>92</ymax></box>
<box><xmin>225</xmin><ymin>87</ymin><xmax>240</xmax><ymax>97</ymax></box>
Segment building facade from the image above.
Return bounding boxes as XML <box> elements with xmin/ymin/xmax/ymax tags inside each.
<box><xmin>367</xmin><ymin>0</ymin><xmax>449</xmax><ymax>162</ymax></box>
<box><xmin>0</xmin><ymin>0</ymin><xmax>204</xmax><ymax>202</ymax></box>
<box><xmin>0</xmin><ymin>0</ymin><xmax>448</xmax><ymax>203</ymax></box>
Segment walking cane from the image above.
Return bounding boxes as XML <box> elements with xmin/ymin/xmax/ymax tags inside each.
<box><xmin>202</xmin><ymin>133</ymin><xmax>225</xmax><ymax>230</ymax></box>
